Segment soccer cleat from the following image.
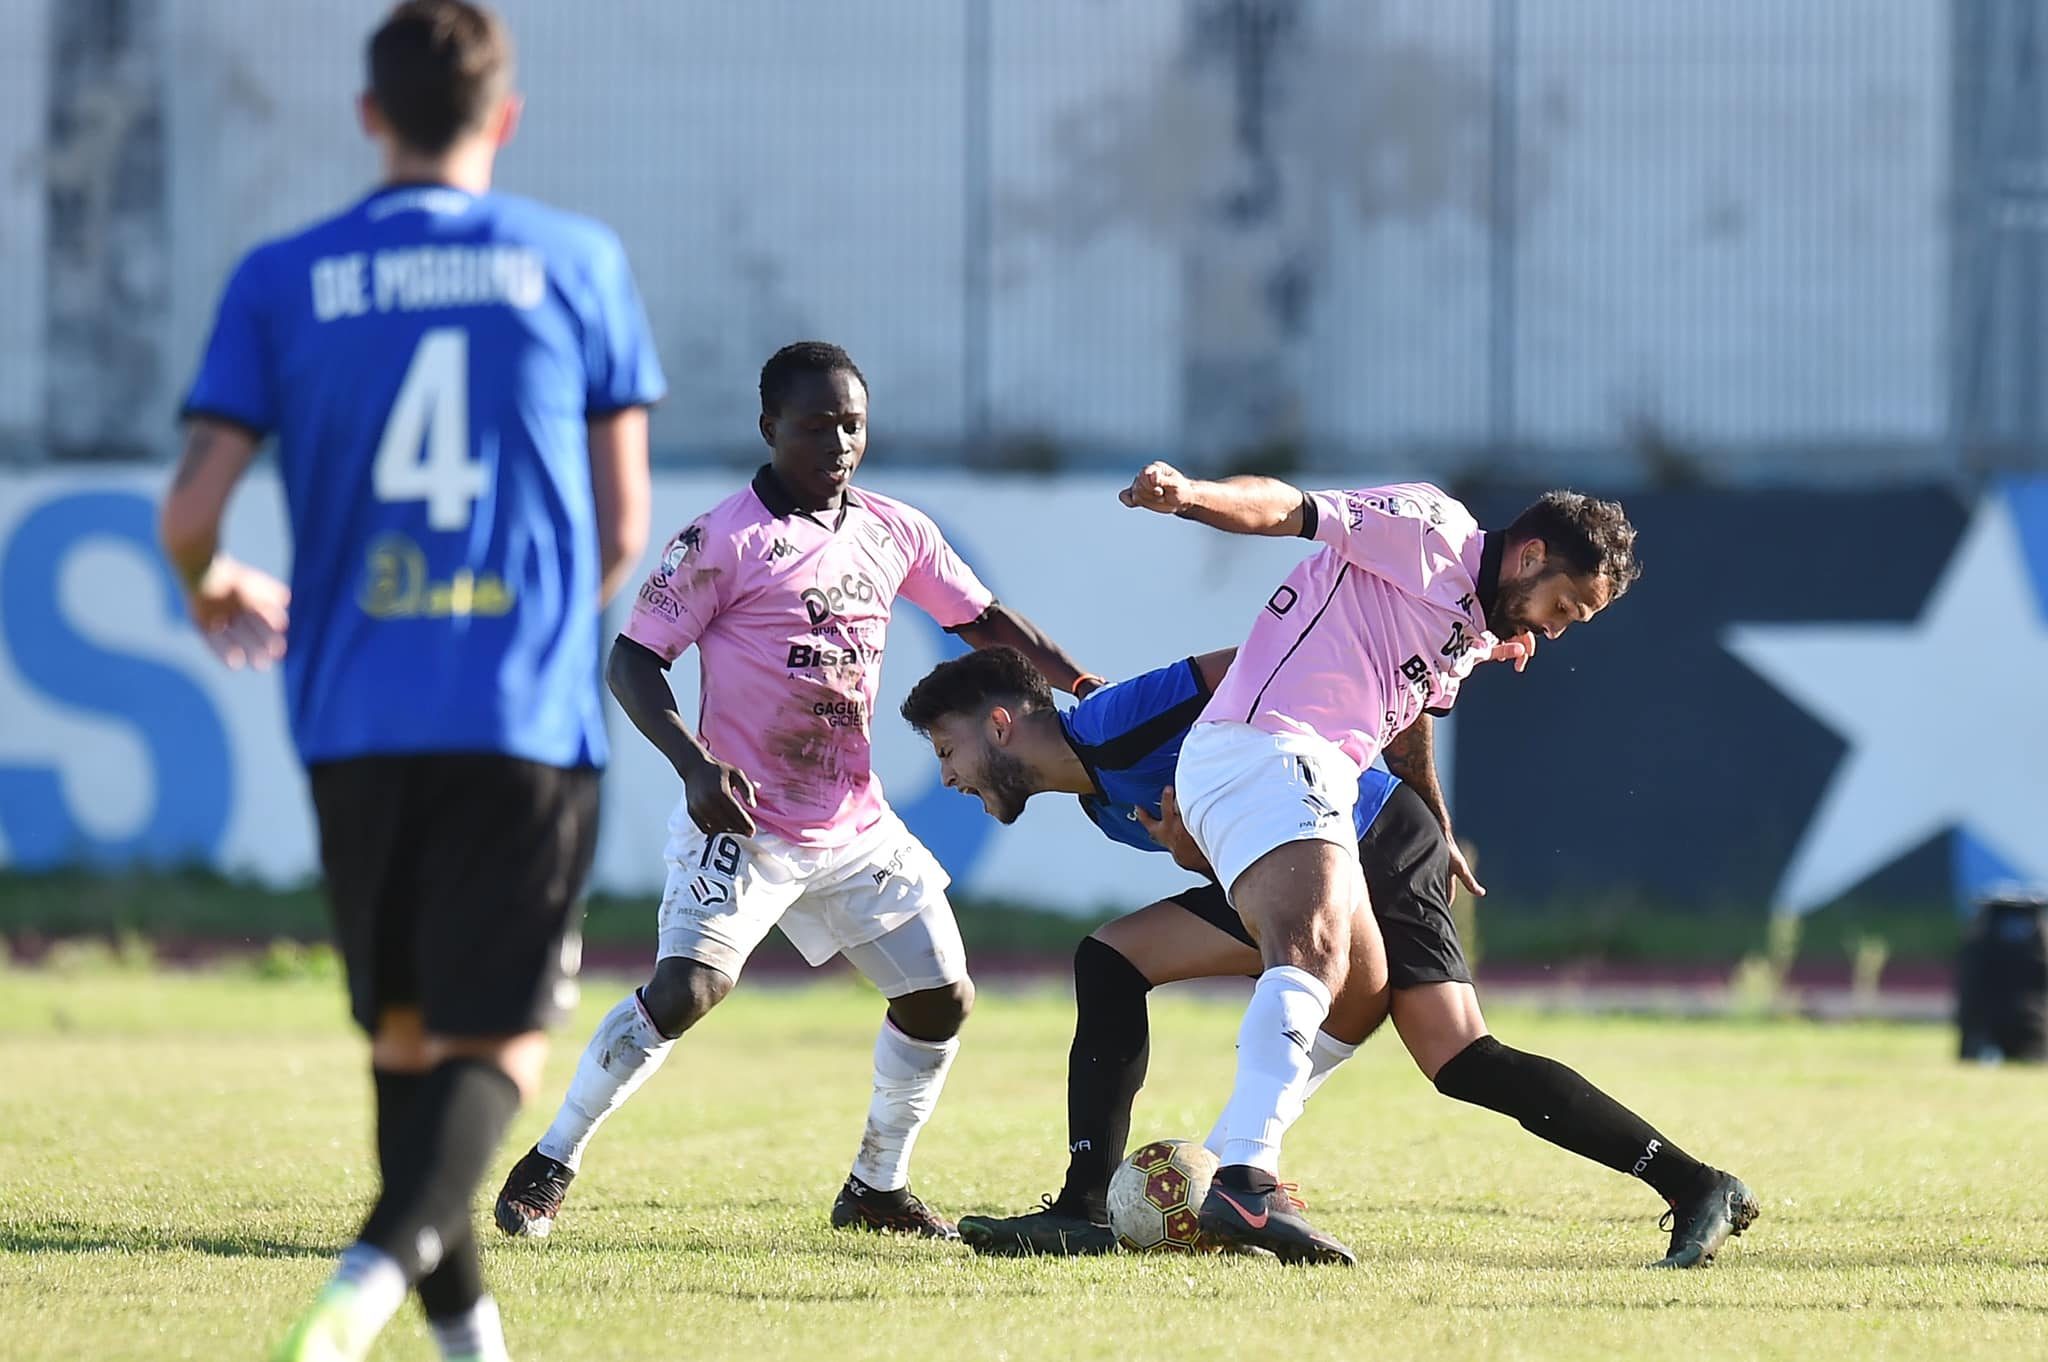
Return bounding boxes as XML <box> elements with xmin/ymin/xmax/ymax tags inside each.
<box><xmin>1197</xmin><ymin>1168</ymin><xmax>1356</xmax><ymax>1266</ymax></box>
<box><xmin>830</xmin><ymin>1174</ymin><xmax>961</xmax><ymax>1239</ymax></box>
<box><xmin>494</xmin><ymin>1146</ymin><xmax>576</xmax><ymax>1239</ymax></box>
<box><xmin>958</xmin><ymin>1195</ymin><xmax>1117</xmax><ymax>1257</ymax></box>
<box><xmin>270</xmin><ymin>1284</ymin><xmax>374</xmax><ymax>1362</ymax></box>
<box><xmin>1651</xmin><ymin>1169</ymin><xmax>1761</xmax><ymax>1269</ymax></box>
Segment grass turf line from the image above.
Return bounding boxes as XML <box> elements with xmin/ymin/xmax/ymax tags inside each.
<box><xmin>2</xmin><ymin>971</ymin><xmax>2044</xmax><ymax>1361</ymax></box>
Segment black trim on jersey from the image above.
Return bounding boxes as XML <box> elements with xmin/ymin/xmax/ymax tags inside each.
<box><xmin>751</xmin><ymin>464</ymin><xmax>852</xmax><ymax>531</ymax></box>
<box><xmin>178</xmin><ymin>406</ymin><xmax>269</xmax><ymax>442</ymax></box>
<box><xmin>612</xmin><ymin>633</ymin><xmax>672</xmax><ymax>672</ymax></box>
<box><xmin>1296</xmin><ymin>491</ymin><xmax>1319</xmax><ymax>540</ymax></box>
<box><xmin>1066</xmin><ymin>656</ymin><xmax>1213</xmax><ymax>775</ymax></box>
<box><xmin>1475</xmin><ymin>531</ymin><xmax>1503</xmax><ymax>617</ymax></box>
<box><xmin>1244</xmin><ymin>564</ymin><xmax>1351</xmax><ymax>721</ymax></box>
<box><xmin>943</xmin><ymin>602</ymin><xmax>1000</xmax><ymax>637</ymax></box>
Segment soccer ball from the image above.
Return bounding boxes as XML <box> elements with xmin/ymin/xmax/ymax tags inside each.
<box><xmin>1106</xmin><ymin>1138</ymin><xmax>1218</xmax><ymax>1252</ymax></box>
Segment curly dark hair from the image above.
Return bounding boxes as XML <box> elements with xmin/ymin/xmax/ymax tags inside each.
<box><xmin>760</xmin><ymin>341</ymin><xmax>867</xmax><ymax>418</ymax></box>
<box><xmin>900</xmin><ymin>646</ymin><xmax>1056</xmax><ymax>736</ymax></box>
<box><xmin>1504</xmin><ymin>491</ymin><xmax>1642</xmax><ymax>598</ymax></box>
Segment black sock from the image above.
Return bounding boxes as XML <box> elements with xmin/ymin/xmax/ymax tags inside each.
<box><xmin>1213</xmin><ymin>1164</ymin><xmax>1278</xmax><ymax>1196</ymax></box>
<box><xmin>360</xmin><ymin>1058</ymin><xmax>520</xmax><ymax>1281</ymax></box>
<box><xmin>1433</xmin><ymin>1036</ymin><xmax>1712</xmax><ymax>1204</ymax></box>
<box><xmin>372</xmin><ymin>1068</ymin><xmax>485</xmax><ymax>1318</ymax></box>
<box><xmin>1056</xmin><ymin>937</ymin><xmax>1154</xmax><ymax>1223</ymax></box>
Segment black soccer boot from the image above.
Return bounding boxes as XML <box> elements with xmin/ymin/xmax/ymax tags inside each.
<box><xmin>959</xmin><ymin>1195</ymin><xmax>1117</xmax><ymax>1257</ymax></box>
<box><xmin>830</xmin><ymin>1174</ymin><xmax>961</xmax><ymax>1240</ymax></box>
<box><xmin>1197</xmin><ymin>1166</ymin><xmax>1356</xmax><ymax>1266</ymax></box>
<box><xmin>1652</xmin><ymin>1169</ymin><xmax>1760</xmax><ymax>1268</ymax></box>
<box><xmin>493</xmin><ymin>1146</ymin><xmax>576</xmax><ymax>1239</ymax></box>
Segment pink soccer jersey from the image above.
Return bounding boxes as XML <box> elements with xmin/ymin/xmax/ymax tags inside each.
<box><xmin>623</xmin><ymin>469</ymin><xmax>994</xmax><ymax>847</ymax></box>
<box><xmin>1201</xmin><ymin>482</ymin><xmax>1500</xmax><ymax>773</ymax></box>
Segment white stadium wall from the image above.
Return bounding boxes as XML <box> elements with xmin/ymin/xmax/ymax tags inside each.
<box><xmin>1</xmin><ymin>0</ymin><xmax>1950</xmax><ymax>476</ymax></box>
<box><xmin>0</xmin><ymin>468</ymin><xmax>1361</xmax><ymax>913</ymax></box>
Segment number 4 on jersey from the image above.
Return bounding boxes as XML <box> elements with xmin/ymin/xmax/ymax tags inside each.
<box><xmin>373</xmin><ymin>327</ymin><xmax>488</xmax><ymax>530</ymax></box>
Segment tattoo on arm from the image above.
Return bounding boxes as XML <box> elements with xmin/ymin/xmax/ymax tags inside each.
<box><xmin>1382</xmin><ymin>716</ymin><xmax>1453</xmax><ymax>831</ymax></box>
<box><xmin>171</xmin><ymin>426</ymin><xmax>227</xmax><ymax>491</ymax></box>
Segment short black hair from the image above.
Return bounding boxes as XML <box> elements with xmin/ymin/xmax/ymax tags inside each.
<box><xmin>901</xmin><ymin>647</ymin><xmax>1056</xmax><ymax>737</ymax></box>
<box><xmin>367</xmin><ymin>0</ymin><xmax>513</xmax><ymax>156</ymax></box>
<box><xmin>1504</xmin><ymin>490</ymin><xmax>1642</xmax><ymax>597</ymax></box>
<box><xmin>760</xmin><ymin>341</ymin><xmax>867</xmax><ymax>418</ymax></box>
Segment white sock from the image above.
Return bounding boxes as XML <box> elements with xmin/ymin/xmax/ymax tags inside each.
<box><xmin>535</xmin><ymin>991</ymin><xmax>674</xmax><ymax>1171</ymax></box>
<box><xmin>1205</xmin><ymin>1027</ymin><xmax>1355</xmax><ymax>1154</ymax></box>
<box><xmin>1302</xmin><ymin>1029</ymin><xmax>1359</xmax><ymax>1102</ymax></box>
<box><xmin>432</xmin><ymin>1295</ymin><xmax>509</xmax><ymax>1362</ymax></box>
<box><xmin>850</xmin><ymin>1019</ymin><xmax>959</xmax><ymax>1192</ymax></box>
<box><xmin>309</xmin><ymin>1242</ymin><xmax>408</xmax><ymax>1351</ymax></box>
<box><xmin>1214</xmin><ymin>966</ymin><xmax>1332</xmax><ymax>1175</ymax></box>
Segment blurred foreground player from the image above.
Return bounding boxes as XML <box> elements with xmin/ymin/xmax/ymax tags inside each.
<box><xmin>495</xmin><ymin>342</ymin><xmax>1099</xmax><ymax>1243</ymax></box>
<box><xmin>160</xmin><ymin>4</ymin><xmax>664</xmax><ymax>1357</ymax></box>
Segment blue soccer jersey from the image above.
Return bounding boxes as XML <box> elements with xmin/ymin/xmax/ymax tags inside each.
<box><xmin>184</xmin><ymin>184</ymin><xmax>665</xmax><ymax>768</ymax></box>
<box><xmin>1061</xmin><ymin>657</ymin><xmax>1399</xmax><ymax>855</ymax></box>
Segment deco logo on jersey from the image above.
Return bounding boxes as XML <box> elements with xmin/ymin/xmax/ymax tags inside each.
<box><xmin>800</xmin><ymin>569</ymin><xmax>884</xmax><ymax>627</ymax></box>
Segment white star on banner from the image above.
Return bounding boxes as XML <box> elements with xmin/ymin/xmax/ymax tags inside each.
<box><xmin>1724</xmin><ymin>495</ymin><xmax>2048</xmax><ymax>914</ymax></box>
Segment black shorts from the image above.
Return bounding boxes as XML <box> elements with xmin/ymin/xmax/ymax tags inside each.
<box><xmin>1167</xmin><ymin>781</ymin><xmax>1471</xmax><ymax>989</ymax></box>
<box><xmin>308</xmin><ymin>753</ymin><xmax>600</xmax><ymax>1037</ymax></box>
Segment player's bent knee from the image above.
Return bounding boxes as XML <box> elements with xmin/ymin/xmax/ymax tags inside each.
<box><xmin>1392</xmin><ymin>982</ymin><xmax>1490</xmax><ymax>1081</ymax></box>
<box><xmin>432</xmin><ymin>1030</ymin><xmax>549</xmax><ymax>1103</ymax></box>
<box><xmin>887</xmin><ymin>978</ymin><xmax>973</xmax><ymax>1042</ymax></box>
<box><xmin>370</xmin><ymin>1006</ymin><xmax>432</xmax><ymax>1073</ymax></box>
<box><xmin>642</xmin><ymin>956</ymin><xmax>734</xmax><ymax>1037</ymax></box>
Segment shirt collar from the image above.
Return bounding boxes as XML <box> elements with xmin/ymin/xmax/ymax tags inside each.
<box><xmin>1476</xmin><ymin>531</ymin><xmax>1504</xmax><ymax>618</ymax></box>
<box><xmin>751</xmin><ymin>464</ymin><xmax>854</xmax><ymax>530</ymax></box>
<box><xmin>1056</xmin><ymin>711</ymin><xmax>1110</xmax><ymax>802</ymax></box>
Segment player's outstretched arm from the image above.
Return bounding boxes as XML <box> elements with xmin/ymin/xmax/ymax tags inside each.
<box><xmin>951</xmin><ymin>603</ymin><xmax>1100</xmax><ymax>696</ymax></box>
<box><xmin>606</xmin><ymin>637</ymin><xmax>758</xmax><ymax>835</ymax></box>
<box><xmin>159</xmin><ymin>418</ymin><xmax>290</xmax><ymax>670</ymax></box>
<box><xmin>1118</xmin><ymin>461</ymin><xmax>1308</xmax><ymax>537</ymax></box>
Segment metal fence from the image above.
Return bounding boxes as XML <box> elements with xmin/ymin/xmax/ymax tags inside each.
<box><xmin>6</xmin><ymin>0</ymin><xmax>2042</xmax><ymax>484</ymax></box>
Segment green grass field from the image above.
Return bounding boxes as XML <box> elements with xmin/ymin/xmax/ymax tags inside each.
<box><xmin>3</xmin><ymin>968</ymin><xmax>2045</xmax><ymax>1361</ymax></box>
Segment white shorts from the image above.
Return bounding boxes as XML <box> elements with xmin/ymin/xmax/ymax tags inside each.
<box><xmin>657</xmin><ymin>805</ymin><xmax>967</xmax><ymax>996</ymax></box>
<box><xmin>1173</xmin><ymin>721</ymin><xmax>1363</xmax><ymax>899</ymax></box>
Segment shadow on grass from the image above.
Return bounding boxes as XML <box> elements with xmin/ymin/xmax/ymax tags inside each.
<box><xmin>0</xmin><ymin>1221</ymin><xmax>337</xmax><ymax>1260</ymax></box>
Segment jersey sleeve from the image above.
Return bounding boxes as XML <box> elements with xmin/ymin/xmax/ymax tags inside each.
<box><xmin>1303</xmin><ymin>483</ymin><xmax>1477</xmax><ymax>597</ymax></box>
<box><xmin>622</xmin><ymin>516</ymin><xmax>727</xmax><ymax>663</ymax></box>
<box><xmin>1064</xmin><ymin>658</ymin><xmax>1206</xmax><ymax>757</ymax></box>
<box><xmin>891</xmin><ymin>505</ymin><xmax>996</xmax><ymax>629</ymax></box>
<box><xmin>181</xmin><ymin>250</ymin><xmax>278</xmax><ymax>435</ymax></box>
<box><xmin>582</xmin><ymin>230</ymin><xmax>667</xmax><ymax>415</ymax></box>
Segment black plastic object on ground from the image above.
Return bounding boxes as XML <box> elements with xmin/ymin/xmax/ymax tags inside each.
<box><xmin>1956</xmin><ymin>888</ymin><xmax>2048</xmax><ymax>1063</ymax></box>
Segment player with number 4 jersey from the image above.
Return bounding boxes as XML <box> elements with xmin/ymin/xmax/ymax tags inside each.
<box><xmin>161</xmin><ymin>6</ymin><xmax>661</xmax><ymax>1360</ymax></box>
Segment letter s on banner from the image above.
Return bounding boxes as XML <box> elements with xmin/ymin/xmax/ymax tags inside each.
<box><xmin>0</xmin><ymin>491</ymin><xmax>234</xmax><ymax>867</ymax></box>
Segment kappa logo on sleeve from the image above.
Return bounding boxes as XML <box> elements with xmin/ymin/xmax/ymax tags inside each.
<box><xmin>652</xmin><ymin>522</ymin><xmax>706</xmax><ymax>588</ymax></box>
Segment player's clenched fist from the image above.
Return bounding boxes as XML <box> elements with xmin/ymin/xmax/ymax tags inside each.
<box><xmin>681</xmin><ymin>754</ymin><xmax>759</xmax><ymax>837</ymax></box>
<box><xmin>1119</xmin><ymin>461</ymin><xmax>1192</xmax><ymax>514</ymax></box>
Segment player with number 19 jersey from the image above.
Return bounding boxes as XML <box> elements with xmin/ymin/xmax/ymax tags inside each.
<box><xmin>183</xmin><ymin>183</ymin><xmax>666</xmax><ymax>769</ymax></box>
